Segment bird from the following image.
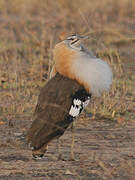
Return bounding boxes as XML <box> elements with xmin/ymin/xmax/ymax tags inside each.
<box><xmin>27</xmin><ymin>34</ymin><xmax>112</xmax><ymax>160</ymax></box>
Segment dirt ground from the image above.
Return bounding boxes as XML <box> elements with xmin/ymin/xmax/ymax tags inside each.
<box><xmin>0</xmin><ymin>0</ymin><xmax>135</xmax><ymax>179</ymax></box>
<box><xmin>0</xmin><ymin>115</ymin><xmax>135</xmax><ymax>180</ymax></box>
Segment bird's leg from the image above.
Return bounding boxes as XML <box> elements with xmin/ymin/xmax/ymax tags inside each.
<box><xmin>70</xmin><ymin>121</ymin><xmax>76</xmax><ymax>160</ymax></box>
<box><xmin>57</xmin><ymin>139</ymin><xmax>63</xmax><ymax>160</ymax></box>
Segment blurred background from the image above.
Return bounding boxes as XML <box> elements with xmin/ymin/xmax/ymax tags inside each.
<box><xmin>0</xmin><ymin>0</ymin><xmax>135</xmax><ymax>179</ymax></box>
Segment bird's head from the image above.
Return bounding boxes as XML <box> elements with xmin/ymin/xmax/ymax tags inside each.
<box><xmin>63</xmin><ymin>34</ymin><xmax>89</xmax><ymax>51</ymax></box>
<box><xmin>53</xmin><ymin>34</ymin><xmax>89</xmax><ymax>81</ymax></box>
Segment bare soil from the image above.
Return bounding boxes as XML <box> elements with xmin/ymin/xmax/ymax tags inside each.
<box><xmin>0</xmin><ymin>115</ymin><xmax>135</xmax><ymax>180</ymax></box>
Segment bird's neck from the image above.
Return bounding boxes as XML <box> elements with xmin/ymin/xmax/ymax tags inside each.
<box><xmin>53</xmin><ymin>43</ymin><xmax>90</xmax><ymax>92</ymax></box>
<box><xmin>53</xmin><ymin>43</ymin><xmax>112</xmax><ymax>96</ymax></box>
<box><xmin>53</xmin><ymin>43</ymin><xmax>77</xmax><ymax>79</ymax></box>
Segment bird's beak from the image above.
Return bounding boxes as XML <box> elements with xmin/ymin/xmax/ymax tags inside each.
<box><xmin>77</xmin><ymin>35</ymin><xmax>89</xmax><ymax>40</ymax></box>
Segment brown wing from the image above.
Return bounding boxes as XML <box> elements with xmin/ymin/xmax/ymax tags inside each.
<box><xmin>27</xmin><ymin>73</ymin><xmax>83</xmax><ymax>150</ymax></box>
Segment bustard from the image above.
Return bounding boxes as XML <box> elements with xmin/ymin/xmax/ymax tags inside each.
<box><xmin>27</xmin><ymin>34</ymin><xmax>112</xmax><ymax>160</ymax></box>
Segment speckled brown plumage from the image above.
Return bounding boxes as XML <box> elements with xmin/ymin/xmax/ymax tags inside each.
<box><xmin>27</xmin><ymin>73</ymin><xmax>86</xmax><ymax>157</ymax></box>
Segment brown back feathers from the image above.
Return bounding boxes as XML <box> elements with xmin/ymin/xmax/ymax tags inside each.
<box><xmin>27</xmin><ymin>73</ymin><xmax>84</xmax><ymax>151</ymax></box>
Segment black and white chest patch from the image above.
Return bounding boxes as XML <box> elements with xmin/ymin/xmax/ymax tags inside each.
<box><xmin>69</xmin><ymin>89</ymin><xmax>91</xmax><ymax>118</ymax></box>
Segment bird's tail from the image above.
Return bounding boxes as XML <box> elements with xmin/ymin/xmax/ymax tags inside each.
<box><xmin>32</xmin><ymin>145</ymin><xmax>48</xmax><ymax>159</ymax></box>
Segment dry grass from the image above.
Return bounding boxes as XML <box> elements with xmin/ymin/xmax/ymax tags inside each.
<box><xmin>0</xmin><ymin>0</ymin><xmax>134</xmax><ymax>122</ymax></box>
<box><xmin>0</xmin><ymin>0</ymin><xmax>135</xmax><ymax>179</ymax></box>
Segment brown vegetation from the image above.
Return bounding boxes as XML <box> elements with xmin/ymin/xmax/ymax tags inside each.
<box><xmin>0</xmin><ymin>0</ymin><xmax>135</xmax><ymax>179</ymax></box>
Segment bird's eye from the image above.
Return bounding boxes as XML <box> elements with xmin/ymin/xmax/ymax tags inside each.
<box><xmin>67</xmin><ymin>38</ymin><xmax>74</xmax><ymax>41</ymax></box>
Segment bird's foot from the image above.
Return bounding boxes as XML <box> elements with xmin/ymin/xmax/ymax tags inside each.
<box><xmin>69</xmin><ymin>153</ymin><xmax>76</xmax><ymax>161</ymax></box>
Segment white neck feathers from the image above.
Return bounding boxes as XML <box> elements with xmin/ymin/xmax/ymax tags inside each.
<box><xmin>71</xmin><ymin>52</ymin><xmax>113</xmax><ymax>96</ymax></box>
<box><xmin>53</xmin><ymin>43</ymin><xmax>112</xmax><ymax>96</ymax></box>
